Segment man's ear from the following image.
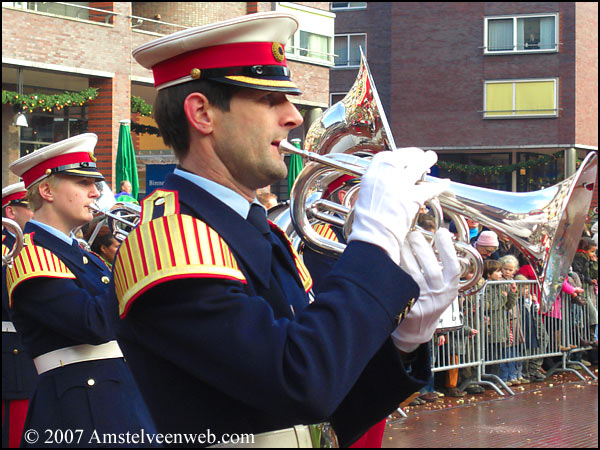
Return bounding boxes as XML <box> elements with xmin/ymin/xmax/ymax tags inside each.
<box><xmin>38</xmin><ymin>180</ymin><xmax>54</xmax><ymax>203</ymax></box>
<box><xmin>4</xmin><ymin>205</ymin><xmax>16</xmax><ymax>220</ymax></box>
<box><xmin>183</xmin><ymin>92</ymin><xmax>214</xmax><ymax>135</ymax></box>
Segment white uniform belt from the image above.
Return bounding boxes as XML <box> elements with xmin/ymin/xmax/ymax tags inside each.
<box><xmin>2</xmin><ymin>321</ymin><xmax>17</xmax><ymax>333</ymax></box>
<box><xmin>213</xmin><ymin>424</ymin><xmax>336</xmax><ymax>448</ymax></box>
<box><xmin>33</xmin><ymin>341</ymin><xmax>123</xmax><ymax>375</ymax></box>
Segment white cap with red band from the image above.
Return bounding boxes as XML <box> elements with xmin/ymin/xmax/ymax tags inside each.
<box><xmin>2</xmin><ymin>182</ymin><xmax>28</xmax><ymax>209</ymax></box>
<box><xmin>9</xmin><ymin>133</ymin><xmax>104</xmax><ymax>189</ymax></box>
<box><xmin>133</xmin><ymin>12</ymin><xmax>301</xmax><ymax>94</ymax></box>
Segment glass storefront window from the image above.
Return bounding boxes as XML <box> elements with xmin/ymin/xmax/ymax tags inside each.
<box><xmin>517</xmin><ymin>152</ymin><xmax>563</xmax><ymax>191</ymax></box>
<box><xmin>436</xmin><ymin>153</ymin><xmax>512</xmax><ymax>191</ymax></box>
<box><xmin>19</xmin><ymin>106</ymin><xmax>88</xmax><ymax>157</ymax></box>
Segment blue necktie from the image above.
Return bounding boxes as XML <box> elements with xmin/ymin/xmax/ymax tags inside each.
<box><xmin>246</xmin><ymin>204</ymin><xmax>270</xmax><ymax>236</ymax></box>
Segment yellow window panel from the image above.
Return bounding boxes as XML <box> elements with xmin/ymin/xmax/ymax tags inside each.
<box><xmin>515</xmin><ymin>81</ymin><xmax>555</xmax><ymax>115</ymax></box>
<box><xmin>486</xmin><ymin>83</ymin><xmax>513</xmax><ymax>116</ymax></box>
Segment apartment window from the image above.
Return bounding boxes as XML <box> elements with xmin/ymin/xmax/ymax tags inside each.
<box><xmin>3</xmin><ymin>2</ymin><xmax>90</xmax><ymax>20</ymax></box>
<box><xmin>484</xmin><ymin>14</ymin><xmax>558</xmax><ymax>54</ymax></box>
<box><xmin>334</xmin><ymin>34</ymin><xmax>366</xmax><ymax>67</ymax></box>
<box><xmin>331</xmin><ymin>2</ymin><xmax>367</xmax><ymax>10</ymax></box>
<box><xmin>277</xmin><ymin>3</ymin><xmax>335</xmax><ymax>66</ymax></box>
<box><xmin>330</xmin><ymin>93</ymin><xmax>347</xmax><ymax>106</ymax></box>
<box><xmin>484</xmin><ymin>79</ymin><xmax>558</xmax><ymax>118</ymax></box>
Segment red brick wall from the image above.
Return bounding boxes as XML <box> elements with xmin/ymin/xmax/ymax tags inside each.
<box><xmin>386</xmin><ymin>2</ymin><xmax>581</xmax><ymax>148</ymax></box>
<box><xmin>330</xmin><ymin>3</ymin><xmax>393</xmax><ymax>112</ymax></box>
<box><xmin>2</xmin><ymin>3</ymin><xmax>132</xmax><ymax>191</ymax></box>
<box><xmin>575</xmin><ymin>2</ymin><xmax>598</xmax><ymax>147</ymax></box>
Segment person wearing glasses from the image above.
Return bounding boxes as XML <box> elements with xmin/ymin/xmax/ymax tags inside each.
<box><xmin>474</xmin><ymin>230</ymin><xmax>500</xmax><ymax>260</ymax></box>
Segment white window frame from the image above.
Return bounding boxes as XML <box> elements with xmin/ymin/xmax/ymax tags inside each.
<box><xmin>331</xmin><ymin>2</ymin><xmax>367</xmax><ymax>11</ymax></box>
<box><xmin>483</xmin><ymin>78</ymin><xmax>559</xmax><ymax>119</ymax></box>
<box><xmin>277</xmin><ymin>2</ymin><xmax>335</xmax><ymax>67</ymax></box>
<box><xmin>333</xmin><ymin>33</ymin><xmax>367</xmax><ymax>69</ymax></box>
<box><xmin>483</xmin><ymin>13</ymin><xmax>559</xmax><ymax>55</ymax></box>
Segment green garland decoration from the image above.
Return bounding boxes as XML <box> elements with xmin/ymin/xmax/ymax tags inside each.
<box><xmin>131</xmin><ymin>121</ymin><xmax>161</xmax><ymax>137</ymax></box>
<box><xmin>2</xmin><ymin>88</ymin><xmax>98</xmax><ymax>113</ymax></box>
<box><xmin>131</xmin><ymin>95</ymin><xmax>152</xmax><ymax>116</ymax></box>
<box><xmin>436</xmin><ymin>151</ymin><xmax>564</xmax><ymax>175</ymax></box>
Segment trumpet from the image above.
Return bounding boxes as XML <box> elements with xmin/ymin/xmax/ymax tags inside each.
<box><xmin>2</xmin><ymin>218</ymin><xmax>24</xmax><ymax>268</ymax></box>
<box><xmin>278</xmin><ymin>50</ymin><xmax>598</xmax><ymax>307</ymax></box>
<box><xmin>88</xmin><ymin>203</ymin><xmax>141</xmax><ymax>243</ymax></box>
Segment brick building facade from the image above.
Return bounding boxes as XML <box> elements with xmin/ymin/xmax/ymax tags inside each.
<box><xmin>2</xmin><ymin>2</ymin><xmax>332</xmax><ymax>199</ymax></box>
<box><xmin>331</xmin><ymin>2</ymin><xmax>597</xmax><ymax>208</ymax></box>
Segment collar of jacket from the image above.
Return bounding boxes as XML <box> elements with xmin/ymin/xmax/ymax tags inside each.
<box><xmin>23</xmin><ymin>222</ymin><xmax>106</xmax><ymax>274</ymax></box>
<box><xmin>163</xmin><ymin>173</ymin><xmax>272</xmax><ymax>289</ymax></box>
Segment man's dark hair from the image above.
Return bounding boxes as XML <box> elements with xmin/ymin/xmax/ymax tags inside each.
<box><xmin>154</xmin><ymin>80</ymin><xmax>241</xmax><ymax>160</ymax></box>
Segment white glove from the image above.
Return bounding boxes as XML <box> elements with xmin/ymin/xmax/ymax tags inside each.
<box><xmin>391</xmin><ymin>228</ymin><xmax>461</xmax><ymax>353</ymax></box>
<box><xmin>347</xmin><ymin>148</ymin><xmax>450</xmax><ymax>265</ymax></box>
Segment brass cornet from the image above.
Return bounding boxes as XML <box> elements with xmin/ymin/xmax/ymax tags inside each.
<box><xmin>2</xmin><ymin>218</ymin><xmax>24</xmax><ymax>268</ymax></box>
<box><xmin>278</xmin><ymin>51</ymin><xmax>598</xmax><ymax>307</ymax></box>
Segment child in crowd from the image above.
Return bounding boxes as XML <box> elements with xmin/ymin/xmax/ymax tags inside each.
<box><xmin>482</xmin><ymin>259</ymin><xmax>518</xmax><ymax>385</ymax></box>
<box><xmin>499</xmin><ymin>255</ymin><xmax>529</xmax><ymax>385</ymax></box>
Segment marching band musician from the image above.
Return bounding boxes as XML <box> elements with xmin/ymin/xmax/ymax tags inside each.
<box><xmin>113</xmin><ymin>12</ymin><xmax>460</xmax><ymax>448</ymax></box>
<box><xmin>2</xmin><ymin>183</ymin><xmax>36</xmax><ymax>448</ymax></box>
<box><xmin>6</xmin><ymin>134</ymin><xmax>155</xmax><ymax>447</ymax></box>
<box><xmin>302</xmin><ymin>176</ymin><xmax>388</xmax><ymax>449</ymax></box>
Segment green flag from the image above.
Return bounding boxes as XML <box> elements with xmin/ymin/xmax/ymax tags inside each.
<box><xmin>288</xmin><ymin>139</ymin><xmax>304</xmax><ymax>196</ymax></box>
<box><xmin>115</xmin><ymin>119</ymin><xmax>139</xmax><ymax>200</ymax></box>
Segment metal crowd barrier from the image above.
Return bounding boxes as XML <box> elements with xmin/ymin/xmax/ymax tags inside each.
<box><xmin>429</xmin><ymin>280</ymin><xmax>598</xmax><ymax>398</ymax></box>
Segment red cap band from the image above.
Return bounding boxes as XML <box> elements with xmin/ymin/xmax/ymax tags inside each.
<box><xmin>21</xmin><ymin>152</ymin><xmax>95</xmax><ymax>188</ymax></box>
<box><xmin>153</xmin><ymin>41</ymin><xmax>287</xmax><ymax>88</ymax></box>
<box><xmin>2</xmin><ymin>191</ymin><xmax>27</xmax><ymax>208</ymax></box>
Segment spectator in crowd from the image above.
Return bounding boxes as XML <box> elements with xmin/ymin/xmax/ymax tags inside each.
<box><xmin>482</xmin><ymin>259</ymin><xmax>518</xmax><ymax>386</ymax></box>
<box><xmin>497</xmin><ymin>234</ymin><xmax>520</xmax><ymax>259</ymax></box>
<box><xmin>89</xmin><ymin>226</ymin><xmax>120</xmax><ymax>269</ymax></box>
<box><xmin>458</xmin><ymin>262</ymin><xmax>485</xmax><ymax>394</ymax></box>
<box><xmin>565</xmin><ymin>270</ymin><xmax>592</xmax><ymax>368</ymax></box>
<box><xmin>256</xmin><ymin>191</ymin><xmax>278</xmax><ymax>210</ymax></box>
<box><xmin>417</xmin><ymin>213</ymin><xmax>436</xmax><ymax>233</ymax></box>
<box><xmin>114</xmin><ymin>180</ymin><xmax>138</xmax><ymax>204</ymax></box>
<box><xmin>571</xmin><ymin>237</ymin><xmax>598</xmax><ymax>346</ymax></box>
<box><xmin>475</xmin><ymin>230</ymin><xmax>500</xmax><ymax>261</ymax></box>
<box><xmin>515</xmin><ymin>264</ymin><xmax>547</xmax><ymax>382</ymax></box>
<box><xmin>499</xmin><ymin>255</ymin><xmax>530</xmax><ymax>385</ymax></box>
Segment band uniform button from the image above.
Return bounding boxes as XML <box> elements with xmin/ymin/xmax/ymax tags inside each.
<box><xmin>13</xmin><ymin>349</ymin><xmax>19</xmax><ymax>355</ymax></box>
<box><xmin>83</xmin><ymin>256</ymin><xmax>89</xmax><ymax>264</ymax></box>
<box><xmin>87</xmin><ymin>379</ymin><xmax>95</xmax><ymax>387</ymax></box>
<box><xmin>101</xmin><ymin>276</ymin><xmax>110</xmax><ymax>284</ymax></box>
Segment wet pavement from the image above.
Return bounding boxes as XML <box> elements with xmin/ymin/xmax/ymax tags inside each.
<box><xmin>383</xmin><ymin>366</ymin><xmax>598</xmax><ymax>448</ymax></box>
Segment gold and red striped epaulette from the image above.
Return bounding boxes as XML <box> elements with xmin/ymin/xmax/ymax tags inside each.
<box><xmin>312</xmin><ymin>223</ymin><xmax>340</xmax><ymax>243</ymax></box>
<box><xmin>269</xmin><ymin>222</ymin><xmax>313</xmax><ymax>293</ymax></box>
<box><xmin>6</xmin><ymin>234</ymin><xmax>76</xmax><ymax>307</ymax></box>
<box><xmin>114</xmin><ymin>189</ymin><xmax>247</xmax><ymax>318</ymax></box>
<box><xmin>1</xmin><ymin>236</ymin><xmax>9</xmax><ymax>257</ymax></box>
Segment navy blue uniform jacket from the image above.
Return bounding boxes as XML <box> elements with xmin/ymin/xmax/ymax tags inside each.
<box><xmin>114</xmin><ymin>173</ymin><xmax>431</xmax><ymax>447</ymax></box>
<box><xmin>2</xmin><ymin>230</ymin><xmax>38</xmax><ymax>401</ymax></box>
<box><xmin>7</xmin><ymin>223</ymin><xmax>156</xmax><ymax>447</ymax></box>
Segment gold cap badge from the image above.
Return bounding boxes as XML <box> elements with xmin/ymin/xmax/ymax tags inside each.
<box><xmin>272</xmin><ymin>42</ymin><xmax>285</xmax><ymax>63</ymax></box>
